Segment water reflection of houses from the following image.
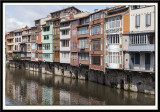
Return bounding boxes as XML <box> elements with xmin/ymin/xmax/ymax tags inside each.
<box><xmin>42</xmin><ymin>85</ymin><xmax>53</xmax><ymax>105</ymax></box>
<box><xmin>6</xmin><ymin>68</ymin><xmax>155</xmax><ymax>105</ymax></box>
<box><xmin>60</xmin><ymin>90</ymin><xmax>70</xmax><ymax>105</ymax></box>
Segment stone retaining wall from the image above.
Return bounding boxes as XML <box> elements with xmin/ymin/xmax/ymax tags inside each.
<box><xmin>8</xmin><ymin>60</ymin><xmax>155</xmax><ymax>95</ymax></box>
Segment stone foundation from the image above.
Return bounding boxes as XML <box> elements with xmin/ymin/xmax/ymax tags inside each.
<box><xmin>8</xmin><ymin>60</ymin><xmax>155</xmax><ymax>95</ymax></box>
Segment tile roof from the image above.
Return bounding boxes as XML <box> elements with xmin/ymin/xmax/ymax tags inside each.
<box><xmin>60</xmin><ymin>12</ymin><xmax>90</xmax><ymax>23</ymax></box>
<box><xmin>107</xmin><ymin>5</ymin><xmax>126</xmax><ymax>12</ymax></box>
<box><xmin>50</xmin><ymin>6</ymin><xmax>81</xmax><ymax>14</ymax></box>
<box><xmin>105</xmin><ymin>11</ymin><xmax>127</xmax><ymax>18</ymax></box>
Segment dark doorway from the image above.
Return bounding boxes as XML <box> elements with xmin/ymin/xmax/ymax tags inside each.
<box><xmin>120</xmin><ymin>79</ymin><xmax>124</xmax><ymax>89</ymax></box>
<box><xmin>145</xmin><ymin>53</ymin><xmax>150</xmax><ymax>70</ymax></box>
<box><xmin>130</xmin><ymin>54</ymin><xmax>134</xmax><ymax>69</ymax></box>
<box><xmin>85</xmin><ymin>71</ymin><xmax>88</xmax><ymax>80</ymax></box>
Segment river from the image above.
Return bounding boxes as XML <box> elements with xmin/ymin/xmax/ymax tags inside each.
<box><xmin>5</xmin><ymin>67</ymin><xmax>155</xmax><ymax>105</ymax></box>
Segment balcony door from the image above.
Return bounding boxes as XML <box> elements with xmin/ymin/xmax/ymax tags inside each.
<box><xmin>129</xmin><ymin>53</ymin><xmax>134</xmax><ymax>69</ymax></box>
<box><xmin>145</xmin><ymin>53</ymin><xmax>150</xmax><ymax>70</ymax></box>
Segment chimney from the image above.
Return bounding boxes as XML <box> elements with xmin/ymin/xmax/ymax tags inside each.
<box><xmin>94</xmin><ymin>9</ymin><xmax>99</xmax><ymax>12</ymax></box>
<box><xmin>25</xmin><ymin>25</ymin><xmax>28</xmax><ymax>28</ymax></box>
<box><xmin>69</xmin><ymin>13</ymin><xmax>74</xmax><ymax>19</ymax></box>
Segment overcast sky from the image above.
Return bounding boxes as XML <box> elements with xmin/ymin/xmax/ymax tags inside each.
<box><xmin>5</xmin><ymin>5</ymin><xmax>115</xmax><ymax>33</ymax></box>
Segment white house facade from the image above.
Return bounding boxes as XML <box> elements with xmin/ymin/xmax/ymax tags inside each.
<box><xmin>123</xmin><ymin>5</ymin><xmax>155</xmax><ymax>72</ymax></box>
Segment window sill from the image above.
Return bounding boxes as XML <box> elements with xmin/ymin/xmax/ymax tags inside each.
<box><xmin>79</xmin><ymin>59</ymin><xmax>88</xmax><ymax>61</ymax></box>
<box><xmin>92</xmin><ymin>64</ymin><xmax>101</xmax><ymax>66</ymax></box>
<box><xmin>92</xmin><ymin>34</ymin><xmax>101</xmax><ymax>36</ymax></box>
<box><xmin>146</xmin><ymin>25</ymin><xmax>151</xmax><ymax>27</ymax></box>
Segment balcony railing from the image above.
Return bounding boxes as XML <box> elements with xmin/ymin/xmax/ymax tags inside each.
<box><xmin>128</xmin><ymin>44</ymin><xmax>154</xmax><ymax>52</ymax></box>
<box><xmin>7</xmin><ymin>43</ymin><xmax>14</xmax><ymax>45</ymax></box>
<box><xmin>20</xmin><ymin>48</ymin><xmax>27</xmax><ymax>52</ymax></box>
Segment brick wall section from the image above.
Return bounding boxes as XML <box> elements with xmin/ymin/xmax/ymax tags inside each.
<box><xmin>70</xmin><ymin>24</ymin><xmax>79</xmax><ymax>66</ymax></box>
<box><xmin>89</xmin><ymin>13</ymin><xmax>104</xmax><ymax>71</ymax></box>
<box><xmin>123</xmin><ymin>12</ymin><xmax>129</xmax><ymax>34</ymax></box>
<box><xmin>36</xmin><ymin>31</ymin><xmax>42</xmax><ymax>44</ymax></box>
<box><xmin>77</xmin><ymin>24</ymin><xmax>90</xmax><ymax>65</ymax></box>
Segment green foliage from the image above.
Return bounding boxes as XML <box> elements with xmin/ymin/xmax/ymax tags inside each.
<box><xmin>12</xmin><ymin>54</ymin><xmax>20</xmax><ymax>59</ymax></box>
<box><xmin>110</xmin><ymin>82</ymin><xmax>117</xmax><ymax>88</ymax></box>
<box><xmin>6</xmin><ymin>62</ymin><xmax>10</xmax><ymax>68</ymax></box>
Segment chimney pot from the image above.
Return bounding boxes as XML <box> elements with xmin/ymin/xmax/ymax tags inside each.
<box><xmin>94</xmin><ymin>9</ymin><xmax>99</xmax><ymax>12</ymax></box>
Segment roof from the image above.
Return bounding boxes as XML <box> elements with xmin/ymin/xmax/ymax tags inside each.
<box><xmin>34</xmin><ymin>15</ymin><xmax>51</xmax><ymax>22</ymax></box>
<box><xmin>13</xmin><ymin>28</ymin><xmax>23</xmax><ymax>33</ymax></box>
<box><xmin>90</xmin><ymin>9</ymin><xmax>105</xmax><ymax>15</ymax></box>
<box><xmin>42</xmin><ymin>24</ymin><xmax>50</xmax><ymax>27</ymax></box>
<box><xmin>60</xmin><ymin>12</ymin><xmax>90</xmax><ymax>23</ymax></box>
<box><xmin>45</xmin><ymin>17</ymin><xmax>60</xmax><ymax>22</ymax></box>
<box><xmin>107</xmin><ymin>5</ymin><xmax>126</xmax><ymax>12</ymax></box>
<box><xmin>50</xmin><ymin>6</ymin><xmax>81</xmax><ymax>14</ymax></box>
<box><xmin>105</xmin><ymin>5</ymin><xmax>129</xmax><ymax>18</ymax></box>
<box><xmin>23</xmin><ymin>27</ymin><xmax>31</xmax><ymax>31</ymax></box>
<box><xmin>105</xmin><ymin>11</ymin><xmax>127</xmax><ymax>18</ymax></box>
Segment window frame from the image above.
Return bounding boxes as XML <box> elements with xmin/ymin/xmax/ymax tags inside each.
<box><xmin>92</xmin><ymin>56</ymin><xmax>101</xmax><ymax>65</ymax></box>
<box><xmin>146</xmin><ymin>13</ymin><xmax>151</xmax><ymax>26</ymax></box>
<box><xmin>135</xmin><ymin>15</ymin><xmax>140</xmax><ymax>27</ymax></box>
<box><xmin>135</xmin><ymin>53</ymin><xmax>140</xmax><ymax>65</ymax></box>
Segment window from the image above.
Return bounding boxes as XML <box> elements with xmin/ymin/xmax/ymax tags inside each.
<box><xmin>44</xmin><ymin>35</ymin><xmax>49</xmax><ymax>40</ymax></box>
<box><xmin>92</xmin><ymin>39</ymin><xmax>101</xmax><ymax>51</ymax></box>
<box><xmin>43</xmin><ymin>26</ymin><xmax>50</xmax><ymax>32</ymax></box>
<box><xmin>130</xmin><ymin>34</ymin><xmax>147</xmax><ymax>44</ymax></box>
<box><xmin>79</xmin><ymin>18</ymin><xmax>89</xmax><ymax>25</ymax></box>
<box><xmin>131</xmin><ymin>5</ymin><xmax>141</xmax><ymax>10</ymax></box>
<box><xmin>72</xmin><ymin>29</ymin><xmax>76</xmax><ymax>36</ymax></box>
<box><xmin>92</xmin><ymin>56</ymin><xmax>100</xmax><ymax>65</ymax></box>
<box><xmin>135</xmin><ymin>15</ymin><xmax>140</xmax><ymax>27</ymax></box>
<box><xmin>62</xmin><ymin>52</ymin><xmax>69</xmax><ymax>58</ymax></box>
<box><xmin>79</xmin><ymin>38</ymin><xmax>88</xmax><ymax>49</ymax></box>
<box><xmin>27</xmin><ymin>44</ymin><xmax>30</xmax><ymax>51</ymax></box>
<box><xmin>27</xmin><ymin>53</ymin><xmax>31</xmax><ymax>57</ymax></box>
<box><xmin>61</xmin><ymin>40</ymin><xmax>69</xmax><ymax>47</ymax></box>
<box><xmin>15</xmin><ymin>45</ymin><xmax>18</xmax><ymax>50</ymax></box>
<box><xmin>92</xmin><ymin>12</ymin><xmax>101</xmax><ymax>21</ymax></box>
<box><xmin>72</xmin><ymin>53</ymin><xmax>77</xmax><ymax>60</ymax></box>
<box><xmin>78</xmin><ymin>27</ymin><xmax>88</xmax><ymax>35</ymax></box>
<box><xmin>72</xmin><ymin>42</ymin><xmax>77</xmax><ymax>49</ymax></box>
<box><xmin>19</xmin><ymin>38</ymin><xmax>21</xmax><ymax>42</ymax></box>
<box><xmin>108</xmin><ymin>52</ymin><xmax>120</xmax><ymax>64</ymax></box>
<box><xmin>146</xmin><ymin>14</ymin><xmax>151</xmax><ymax>26</ymax></box>
<box><xmin>60</xmin><ymin>22</ymin><xmax>70</xmax><ymax>27</ymax></box>
<box><xmin>92</xmin><ymin>24</ymin><xmax>101</xmax><ymax>35</ymax></box>
<box><xmin>108</xmin><ymin>35</ymin><xmax>119</xmax><ymax>44</ymax></box>
<box><xmin>54</xmin><ymin>27</ymin><xmax>59</xmax><ymax>35</ymax></box>
<box><xmin>32</xmin><ymin>52</ymin><xmax>35</xmax><ymax>58</ymax></box>
<box><xmin>135</xmin><ymin>53</ymin><xmax>140</xmax><ymax>64</ymax></box>
<box><xmin>46</xmin><ymin>21</ymin><xmax>53</xmax><ymax>25</ymax></box>
<box><xmin>43</xmin><ymin>54</ymin><xmax>50</xmax><ymax>59</ymax></box>
<box><xmin>79</xmin><ymin>53</ymin><xmax>89</xmax><ymax>60</ymax></box>
<box><xmin>42</xmin><ymin>44</ymin><xmax>50</xmax><ymax>50</ymax></box>
<box><xmin>36</xmin><ymin>32</ymin><xmax>39</xmax><ymax>36</ymax></box>
<box><xmin>71</xmin><ymin>20</ymin><xmax>78</xmax><ymax>25</ymax></box>
<box><xmin>32</xmin><ymin>43</ymin><xmax>36</xmax><ymax>49</ymax></box>
<box><xmin>14</xmin><ymin>32</ymin><xmax>22</xmax><ymax>36</ymax></box>
<box><xmin>62</xmin><ymin>30</ymin><xmax>69</xmax><ymax>35</ymax></box>
<box><xmin>108</xmin><ymin>17</ymin><xmax>121</xmax><ymax>29</ymax></box>
<box><xmin>39</xmin><ymin>53</ymin><xmax>42</xmax><ymax>58</ymax></box>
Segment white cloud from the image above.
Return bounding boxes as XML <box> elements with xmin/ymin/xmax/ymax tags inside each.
<box><xmin>5</xmin><ymin>5</ymin><xmax>65</xmax><ymax>33</ymax></box>
<box><xmin>5</xmin><ymin>17</ymin><xmax>31</xmax><ymax>33</ymax></box>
